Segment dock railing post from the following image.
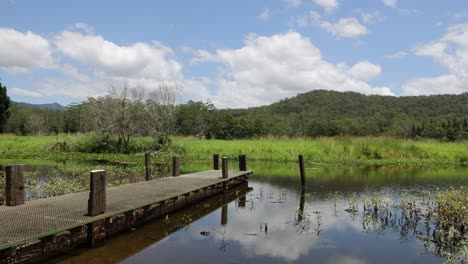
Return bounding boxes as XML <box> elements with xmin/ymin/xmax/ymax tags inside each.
<box><xmin>239</xmin><ymin>155</ymin><xmax>246</xmax><ymax>171</ymax></box>
<box><xmin>145</xmin><ymin>152</ymin><xmax>151</xmax><ymax>181</ymax></box>
<box><xmin>213</xmin><ymin>154</ymin><xmax>219</xmax><ymax>170</ymax></box>
<box><xmin>172</xmin><ymin>156</ymin><xmax>180</xmax><ymax>177</ymax></box>
<box><xmin>88</xmin><ymin>170</ymin><xmax>106</xmax><ymax>216</ymax></box>
<box><xmin>298</xmin><ymin>155</ymin><xmax>306</xmax><ymax>190</ymax></box>
<box><xmin>5</xmin><ymin>165</ymin><xmax>25</xmax><ymax>206</ymax></box>
<box><xmin>222</xmin><ymin>157</ymin><xmax>228</xmax><ymax>179</ymax></box>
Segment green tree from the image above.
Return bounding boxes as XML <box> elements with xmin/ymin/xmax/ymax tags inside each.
<box><xmin>0</xmin><ymin>80</ymin><xmax>11</xmax><ymax>132</ymax></box>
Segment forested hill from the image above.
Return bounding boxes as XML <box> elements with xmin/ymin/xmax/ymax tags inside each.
<box><xmin>226</xmin><ymin>90</ymin><xmax>468</xmax><ymax>139</ymax></box>
<box><xmin>231</xmin><ymin>90</ymin><xmax>467</xmax><ymax>119</ymax></box>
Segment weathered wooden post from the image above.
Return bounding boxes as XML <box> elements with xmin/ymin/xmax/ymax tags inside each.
<box><xmin>145</xmin><ymin>152</ymin><xmax>151</xmax><ymax>181</ymax></box>
<box><xmin>88</xmin><ymin>170</ymin><xmax>106</xmax><ymax>216</ymax></box>
<box><xmin>5</xmin><ymin>165</ymin><xmax>25</xmax><ymax>206</ymax></box>
<box><xmin>239</xmin><ymin>155</ymin><xmax>247</xmax><ymax>171</ymax></box>
<box><xmin>221</xmin><ymin>205</ymin><xmax>228</xmax><ymax>225</ymax></box>
<box><xmin>298</xmin><ymin>155</ymin><xmax>306</xmax><ymax>189</ymax></box>
<box><xmin>213</xmin><ymin>154</ymin><xmax>220</xmax><ymax>170</ymax></box>
<box><xmin>222</xmin><ymin>157</ymin><xmax>228</xmax><ymax>179</ymax></box>
<box><xmin>172</xmin><ymin>156</ymin><xmax>180</xmax><ymax>177</ymax></box>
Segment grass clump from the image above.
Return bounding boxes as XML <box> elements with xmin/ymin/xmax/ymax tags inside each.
<box><xmin>436</xmin><ymin>190</ymin><xmax>468</xmax><ymax>241</ymax></box>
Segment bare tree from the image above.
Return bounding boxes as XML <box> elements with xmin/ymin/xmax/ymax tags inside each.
<box><xmin>87</xmin><ymin>84</ymin><xmax>146</xmax><ymax>153</ymax></box>
<box><xmin>145</xmin><ymin>85</ymin><xmax>181</xmax><ymax>148</ymax></box>
<box><xmin>26</xmin><ymin>112</ymin><xmax>46</xmax><ymax>135</ymax></box>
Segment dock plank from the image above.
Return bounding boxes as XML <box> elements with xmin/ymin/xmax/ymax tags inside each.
<box><xmin>0</xmin><ymin>170</ymin><xmax>252</xmax><ymax>250</ymax></box>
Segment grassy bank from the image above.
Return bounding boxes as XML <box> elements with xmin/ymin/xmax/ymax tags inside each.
<box><xmin>0</xmin><ymin>134</ymin><xmax>467</xmax><ymax>165</ymax></box>
<box><xmin>174</xmin><ymin>137</ymin><xmax>468</xmax><ymax>165</ymax></box>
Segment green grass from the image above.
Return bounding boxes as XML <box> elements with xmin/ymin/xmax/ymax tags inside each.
<box><xmin>173</xmin><ymin>136</ymin><xmax>468</xmax><ymax>165</ymax></box>
<box><xmin>0</xmin><ymin>134</ymin><xmax>467</xmax><ymax>165</ymax></box>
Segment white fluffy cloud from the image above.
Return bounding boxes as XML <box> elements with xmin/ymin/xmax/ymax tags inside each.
<box><xmin>402</xmin><ymin>23</ymin><xmax>468</xmax><ymax>95</ymax></box>
<box><xmin>194</xmin><ymin>32</ymin><xmax>392</xmax><ymax>108</ymax></box>
<box><xmin>313</xmin><ymin>0</ymin><xmax>339</xmax><ymax>12</ymax></box>
<box><xmin>25</xmin><ymin>28</ymin><xmax>187</xmax><ymax>100</ymax></box>
<box><xmin>0</xmin><ymin>28</ymin><xmax>54</xmax><ymax>73</ymax></box>
<box><xmin>347</xmin><ymin>61</ymin><xmax>382</xmax><ymax>81</ymax></box>
<box><xmin>55</xmin><ymin>30</ymin><xmax>182</xmax><ymax>81</ymax></box>
<box><xmin>382</xmin><ymin>0</ymin><xmax>397</xmax><ymax>8</ymax></box>
<box><xmin>310</xmin><ymin>11</ymin><xmax>368</xmax><ymax>38</ymax></box>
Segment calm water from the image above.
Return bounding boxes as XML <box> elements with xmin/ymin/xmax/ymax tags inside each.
<box><xmin>40</xmin><ymin>163</ymin><xmax>468</xmax><ymax>264</ymax></box>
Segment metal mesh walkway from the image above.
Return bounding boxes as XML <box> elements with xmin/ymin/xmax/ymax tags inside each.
<box><xmin>0</xmin><ymin>170</ymin><xmax>251</xmax><ymax>250</ymax></box>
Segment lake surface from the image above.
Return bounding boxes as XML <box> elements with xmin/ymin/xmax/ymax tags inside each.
<box><xmin>35</xmin><ymin>163</ymin><xmax>468</xmax><ymax>264</ymax></box>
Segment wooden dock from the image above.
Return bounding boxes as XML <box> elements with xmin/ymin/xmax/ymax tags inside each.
<box><xmin>0</xmin><ymin>169</ymin><xmax>252</xmax><ymax>263</ymax></box>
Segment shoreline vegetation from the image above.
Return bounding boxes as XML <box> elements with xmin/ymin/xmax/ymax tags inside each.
<box><xmin>0</xmin><ymin>134</ymin><xmax>466</xmax><ymax>165</ymax></box>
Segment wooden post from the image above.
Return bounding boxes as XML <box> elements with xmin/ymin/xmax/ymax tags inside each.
<box><xmin>172</xmin><ymin>156</ymin><xmax>180</xmax><ymax>177</ymax></box>
<box><xmin>145</xmin><ymin>152</ymin><xmax>151</xmax><ymax>181</ymax></box>
<box><xmin>222</xmin><ymin>157</ymin><xmax>228</xmax><ymax>179</ymax></box>
<box><xmin>5</xmin><ymin>165</ymin><xmax>25</xmax><ymax>206</ymax></box>
<box><xmin>298</xmin><ymin>155</ymin><xmax>306</xmax><ymax>189</ymax></box>
<box><xmin>88</xmin><ymin>170</ymin><xmax>106</xmax><ymax>216</ymax></box>
<box><xmin>213</xmin><ymin>154</ymin><xmax>220</xmax><ymax>170</ymax></box>
<box><xmin>221</xmin><ymin>205</ymin><xmax>228</xmax><ymax>225</ymax></box>
<box><xmin>238</xmin><ymin>155</ymin><xmax>246</xmax><ymax>171</ymax></box>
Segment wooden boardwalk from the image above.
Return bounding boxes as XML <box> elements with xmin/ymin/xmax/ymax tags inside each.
<box><xmin>0</xmin><ymin>169</ymin><xmax>251</xmax><ymax>262</ymax></box>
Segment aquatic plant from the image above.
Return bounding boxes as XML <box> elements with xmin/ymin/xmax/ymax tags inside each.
<box><xmin>344</xmin><ymin>189</ymin><xmax>468</xmax><ymax>263</ymax></box>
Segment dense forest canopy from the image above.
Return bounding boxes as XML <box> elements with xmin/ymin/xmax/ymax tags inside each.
<box><xmin>3</xmin><ymin>89</ymin><xmax>468</xmax><ymax>142</ymax></box>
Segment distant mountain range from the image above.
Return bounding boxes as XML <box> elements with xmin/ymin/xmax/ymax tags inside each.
<box><xmin>12</xmin><ymin>101</ymin><xmax>65</xmax><ymax>111</ymax></box>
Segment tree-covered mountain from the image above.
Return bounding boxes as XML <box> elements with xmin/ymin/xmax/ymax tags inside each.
<box><xmin>215</xmin><ymin>90</ymin><xmax>466</xmax><ymax>139</ymax></box>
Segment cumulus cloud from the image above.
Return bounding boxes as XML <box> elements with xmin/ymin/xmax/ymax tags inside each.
<box><xmin>55</xmin><ymin>31</ymin><xmax>183</xmax><ymax>81</ymax></box>
<box><xmin>193</xmin><ymin>31</ymin><xmax>392</xmax><ymax>108</ymax></box>
<box><xmin>402</xmin><ymin>23</ymin><xmax>468</xmax><ymax>95</ymax></box>
<box><xmin>347</xmin><ymin>61</ymin><xmax>382</xmax><ymax>81</ymax></box>
<box><xmin>257</xmin><ymin>8</ymin><xmax>271</xmax><ymax>21</ymax></box>
<box><xmin>382</xmin><ymin>0</ymin><xmax>397</xmax><ymax>8</ymax></box>
<box><xmin>313</xmin><ymin>0</ymin><xmax>339</xmax><ymax>12</ymax></box>
<box><xmin>33</xmin><ymin>29</ymin><xmax>189</xmax><ymax>100</ymax></box>
<box><xmin>0</xmin><ymin>28</ymin><xmax>54</xmax><ymax>73</ymax></box>
<box><xmin>310</xmin><ymin>11</ymin><xmax>368</xmax><ymax>38</ymax></box>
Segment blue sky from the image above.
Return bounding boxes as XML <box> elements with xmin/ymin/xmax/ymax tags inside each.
<box><xmin>1</xmin><ymin>0</ymin><xmax>467</xmax><ymax>108</ymax></box>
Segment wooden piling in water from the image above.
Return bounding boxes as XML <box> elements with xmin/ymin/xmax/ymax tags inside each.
<box><xmin>172</xmin><ymin>157</ymin><xmax>180</xmax><ymax>177</ymax></box>
<box><xmin>88</xmin><ymin>170</ymin><xmax>106</xmax><ymax>216</ymax></box>
<box><xmin>239</xmin><ymin>155</ymin><xmax>247</xmax><ymax>171</ymax></box>
<box><xmin>298</xmin><ymin>155</ymin><xmax>305</xmax><ymax>189</ymax></box>
<box><xmin>5</xmin><ymin>165</ymin><xmax>25</xmax><ymax>206</ymax></box>
<box><xmin>222</xmin><ymin>157</ymin><xmax>228</xmax><ymax>179</ymax></box>
<box><xmin>145</xmin><ymin>152</ymin><xmax>151</xmax><ymax>181</ymax></box>
<box><xmin>213</xmin><ymin>154</ymin><xmax>219</xmax><ymax>170</ymax></box>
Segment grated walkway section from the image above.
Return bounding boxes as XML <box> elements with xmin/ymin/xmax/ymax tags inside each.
<box><xmin>0</xmin><ymin>170</ymin><xmax>252</xmax><ymax>250</ymax></box>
